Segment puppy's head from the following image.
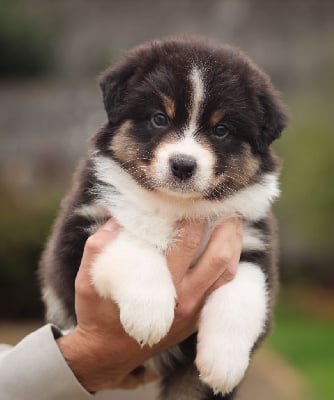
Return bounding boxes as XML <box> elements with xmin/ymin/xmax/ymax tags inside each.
<box><xmin>96</xmin><ymin>38</ymin><xmax>287</xmax><ymax>200</ymax></box>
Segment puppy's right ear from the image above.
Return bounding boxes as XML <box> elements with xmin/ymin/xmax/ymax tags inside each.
<box><xmin>99</xmin><ymin>60</ymin><xmax>137</xmax><ymax>123</ymax></box>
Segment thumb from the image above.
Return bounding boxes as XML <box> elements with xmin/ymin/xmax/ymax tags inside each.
<box><xmin>167</xmin><ymin>220</ymin><xmax>205</xmax><ymax>285</ymax></box>
<box><xmin>76</xmin><ymin>219</ymin><xmax>120</xmax><ymax>284</ymax></box>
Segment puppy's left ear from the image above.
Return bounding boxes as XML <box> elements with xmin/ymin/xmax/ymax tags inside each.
<box><xmin>256</xmin><ymin>86</ymin><xmax>287</xmax><ymax>152</ymax></box>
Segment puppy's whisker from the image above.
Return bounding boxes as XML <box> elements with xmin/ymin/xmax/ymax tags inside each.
<box><xmin>119</xmin><ymin>157</ymin><xmax>151</xmax><ymax>168</ymax></box>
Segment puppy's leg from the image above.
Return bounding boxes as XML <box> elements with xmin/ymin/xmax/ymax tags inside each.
<box><xmin>196</xmin><ymin>262</ymin><xmax>268</xmax><ymax>395</ymax></box>
<box><xmin>155</xmin><ymin>337</ymin><xmax>238</xmax><ymax>400</ymax></box>
<box><xmin>160</xmin><ymin>363</ymin><xmax>237</xmax><ymax>400</ymax></box>
<box><xmin>91</xmin><ymin>230</ymin><xmax>176</xmax><ymax>346</ymax></box>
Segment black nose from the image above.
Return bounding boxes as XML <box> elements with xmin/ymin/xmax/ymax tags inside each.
<box><xmin>170</xmin><ymin>154</ymin><xmax>197</xmax><ymax>180</ymax></box>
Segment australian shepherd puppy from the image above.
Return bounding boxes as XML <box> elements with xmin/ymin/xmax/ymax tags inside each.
<box><xmin>39</xmin><ymin>37</ymin><xmax>287</xmax><ymax>399</ymax></box>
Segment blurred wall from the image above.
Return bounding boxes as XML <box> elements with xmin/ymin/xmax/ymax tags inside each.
<box><xmin>0</xmin><ymin>0</ymin><xmax>333</xmax><ymax>318</ymax></box>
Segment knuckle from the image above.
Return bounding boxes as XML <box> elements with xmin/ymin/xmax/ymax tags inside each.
<box><xmin>176</xmin><ymin>305</ymin><xmax>191</xmax><ymax>319</ymax></box>
<box><xmin>212</xmin><ymin>250</ymin><xmax>234</xmax><ymax>268</ymax></box>
<box><xmin>230</xmin><ymin>259</ymin><xmax>239</xmax><ymax>274</ymax></box>
<box><xmin>183</xmin><ymin>232</ymin><xmax>202</xmax><ymax>254</ymax></box>
<box><xmin>223</xmin><ymin>261</ymin><xmax>239</xmax><ymax>281</ymax></box>
<box><xmin>85</xmin><ymin>233</ymin><xmax>106</xmax><ymax>254</ymax></box>
<box><xmin>75</xmin><ymin>276</ymin><xmax>92</xmax><ymax>297</ymax></box>
<box><xmin>175</xmin><ymin>299</ymin><xmax>197</xmax><ymax>319</ymax></box>
<box><xmin>223</xmin><ymin>269</ymin><xmax>236</xmax><ymax>282</ymax></box>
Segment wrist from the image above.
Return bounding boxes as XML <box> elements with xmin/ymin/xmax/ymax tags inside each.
<box><xmin>56</xmin><ymin>327</ymin><xmax>112</xmax><ymax>391</ymax></box>
<box><xmin>56</xmin><ymin>326</ymin><xmax>144</xmax><ymax>392</ymax></box>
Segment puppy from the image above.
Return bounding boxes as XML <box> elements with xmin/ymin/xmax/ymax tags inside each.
<box><xmin>39</xmin><ymin>37</ymin><xmax>287</xmax><ymax>399</ymax></box>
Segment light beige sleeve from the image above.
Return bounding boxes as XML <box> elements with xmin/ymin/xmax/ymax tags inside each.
<box><xmin>0</xmin><ymin>324</ymin><xmax>93</xmax><ymax>400</ymax></box>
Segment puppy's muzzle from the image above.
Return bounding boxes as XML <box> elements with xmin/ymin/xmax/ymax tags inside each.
<box><xmin>169</xmin><ymin>154</ymin><xmax>197</xmax><ymax>181</ymax></box>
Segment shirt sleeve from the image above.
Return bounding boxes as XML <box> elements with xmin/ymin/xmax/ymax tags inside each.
<box><xmin>0</xmin><ymin>324</ymin><xmax>93</xmax><ymax>400</ymax></box>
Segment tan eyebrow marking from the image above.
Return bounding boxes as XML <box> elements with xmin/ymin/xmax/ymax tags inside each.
<box><xmin>210</xmin><ymin>109</ymin><xmax>226</xmax><ymax>126</ymax></box>
<box><xmin>212</xmin><ymin>143</ymin><xmax>260</xmax><ymax>187</ymax></box>
<box><xmin>162</xmin><ymin>95</ymin><xmax>176</xmax><ymax>119</ymax></box>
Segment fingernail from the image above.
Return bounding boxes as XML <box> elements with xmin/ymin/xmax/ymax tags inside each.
<box><xmin>102</xmin><ymin>218</ymin><xmax>119</xmax><ymax>232</ymax></box>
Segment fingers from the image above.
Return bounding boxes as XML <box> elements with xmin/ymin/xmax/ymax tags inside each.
<box><xmin>80</xmin><ymin>219</ymin><xmax>120</xmax><ymax>268</ymax></box>
<box><xmin>166</xmin><ymin>220</ymin><xmax>206</xmax><ymax>285</ymax></box>
<box><xmin>184</xmin><ymin>218</ymin><xmax>243</xmax><ymax>298</ymax></box>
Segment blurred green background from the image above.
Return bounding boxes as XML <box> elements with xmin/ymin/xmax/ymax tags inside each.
<box><xmin>0</xmin><ymin>1</ymin><xmax>333</xmax><ymax>399</ymax></box>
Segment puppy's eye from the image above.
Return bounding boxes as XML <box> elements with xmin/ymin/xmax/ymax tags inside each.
<box><xmin>152</xmin><ymin>112</ymin><xmax>169</xmax><ymax>128</ymax></box>
<box><xmin>213</xmin><ymin>123</ymin><xmax>229</xmax><ymax>139</ymax></box>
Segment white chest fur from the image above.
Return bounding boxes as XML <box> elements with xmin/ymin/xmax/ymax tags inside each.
<box><xmin>91</xmin><ymin>155</ymin><xmax>279</xmax><ymax>251</ymax></box>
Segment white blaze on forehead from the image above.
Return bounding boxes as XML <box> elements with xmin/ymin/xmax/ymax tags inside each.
<box><xmin>153</xmin><ymin>67</ymin><xmax>212</xmax><ymax>191</ymax></box>
<box><xmin>186</xmin><ymin>67</ymin><xmax>205</xmax><ymax>136</ymax></box>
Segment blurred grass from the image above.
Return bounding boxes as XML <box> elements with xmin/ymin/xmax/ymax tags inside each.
<box><xmin>269</xmin><ymin>290</ymin><xmax>334</xmax><ymax>400</ymax></box>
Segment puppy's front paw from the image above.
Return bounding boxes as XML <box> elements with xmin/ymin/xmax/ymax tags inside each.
<box><xmin>196</xmin><ymin>339</ymin><xmax>249</xmax><ymax>395</ymax></box>
<box><xmin>195</xmin><ymin>264</ymin><xmax>268</xmax><ymax>394</ymax></box>
<box><xmin>90</xmin><ymin>232</ymin><xmax>176</xmax><ymax>347</ymax></box>
<box><xmin>119</xmin><ymin>287</ymin><xmax>175</xmax><ymax>347</ymax></box>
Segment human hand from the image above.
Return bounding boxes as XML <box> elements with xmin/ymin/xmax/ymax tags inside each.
<box><xmin>56</xmin><ymin>217</ymin><xmax>242</xmax><ymax>392</ymax></box>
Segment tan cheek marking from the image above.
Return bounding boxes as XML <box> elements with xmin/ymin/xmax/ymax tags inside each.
<box><xmin>109</xmin><ymin>120</ymin><xmax>138</xmax><ymax>163</ymax></box>
<box><xmin>162</xmin><ymin>95</ymin><xmax>176</xmax><ymax>120</ymax></box>
<box><xmin>210</xmin><ymin>109</ymin><xmax>226</xmax><ymax>126</ymax></box>
<box><xmin>213</xmin><ymin>143</ymin><xmax>260</xmax><ymax>187</ymax></box>
<box><xmin>239</xmin><ymin>143</ymin><xmax>260</xmax><ymax>180</ymax></box>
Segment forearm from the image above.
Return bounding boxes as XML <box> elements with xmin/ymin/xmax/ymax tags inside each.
<box><xmin>0</xmin><ymin>324</ymin><xmax>92</xmax><ymax>400</ymax></box>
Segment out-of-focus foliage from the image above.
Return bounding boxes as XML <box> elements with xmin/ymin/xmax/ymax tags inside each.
<box><xmin>275</xmin><ymin>98</ymin><xmax>334</xmax><ymax>284</ymax></box>
<box><xmin>0</xmin><ymin>183</ymin><xmax>61</xmax><ymax>318</ymax></box>
<box><xmin>269</xmin><ymin>290</ymin><xmax>334</xmax><ymax>400</ymax></box>
<box><xmin>0</xmin><ymin>1</ymin><xmax>58</xmax><ymax>79</ymax></box>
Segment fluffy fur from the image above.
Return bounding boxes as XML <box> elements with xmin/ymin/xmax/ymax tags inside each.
<box><xmin>39</xmin><ymin>37</ymin><xmax>287</xmax><ymax>399</ymax></box>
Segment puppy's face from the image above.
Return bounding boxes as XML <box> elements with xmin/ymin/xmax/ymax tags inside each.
<box><xmin>96</xmin><ymin>39</ymin><xmax>286</xmax><ymax>200</ymax></box>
